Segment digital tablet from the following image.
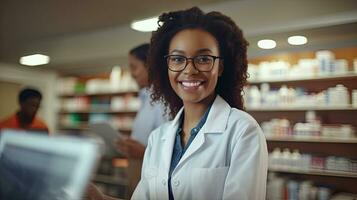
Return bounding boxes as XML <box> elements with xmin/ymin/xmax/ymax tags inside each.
<box><xmin>0</xmin><ymin>130</ymin><xmax>99</xmax><ymax>200</ymax></box>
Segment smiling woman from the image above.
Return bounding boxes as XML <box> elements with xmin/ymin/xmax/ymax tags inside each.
<box><xmin>167</xmin><ymin>29</ymin><xmax>223</xmax><ymax>110</ymax></box>
<box><xmin>131</xmin><ymin>7</ymin><xmax>268</xmax><ymax>200</ymax></box>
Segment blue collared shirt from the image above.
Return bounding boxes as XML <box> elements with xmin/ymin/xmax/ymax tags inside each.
<box><xmin>168</xmin><ymin>105</ymin><xmax>212</xmax><ymax>200</ymax></box>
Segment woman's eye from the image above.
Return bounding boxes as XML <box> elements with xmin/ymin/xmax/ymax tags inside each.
<box><xmin>196</xmin><ymin>56</ymin><xmax>211</xmax><ymax>63</ymax></box>
<box><xmin>170</xmin><ymin>56</ymin><xmax>185</xmax><ymax>63</ymax></box>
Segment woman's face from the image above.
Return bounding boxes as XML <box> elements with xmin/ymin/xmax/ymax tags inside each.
<box><xmin>168</xmin><ymin>28</ymin><xmax>223</xmax><ymax>105</ymax></box>
<box><xmin>129</xmin><ymin>54</ymin><xmax>149</xmax><ymax>89</ymax></box>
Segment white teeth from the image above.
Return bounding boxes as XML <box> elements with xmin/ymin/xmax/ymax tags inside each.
<box><xmin>181</xmin><ymin>81</ymin><xmax>202</xmax><ymax>87</ymax></box>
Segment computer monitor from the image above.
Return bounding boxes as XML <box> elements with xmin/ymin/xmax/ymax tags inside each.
<box><xmin>0</xmin><ymin>130</ymin><xmax>100</xmax><ymax>200</ymax></box>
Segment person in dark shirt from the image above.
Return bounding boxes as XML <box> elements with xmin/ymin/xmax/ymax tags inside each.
<box><xmin>0</xmin><ymin>88</ymin><xmax>49</xmax><ymax>134</ymax></box>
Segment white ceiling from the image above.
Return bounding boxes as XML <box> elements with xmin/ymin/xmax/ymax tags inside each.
<box><xmin>1</xmin><ymin>0</ymin><xmax>357</xmax><ymax>75</ymax></box>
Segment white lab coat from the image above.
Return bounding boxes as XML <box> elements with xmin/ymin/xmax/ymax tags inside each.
<box><xmin>132</xmin><ymin>95</ymin><xmax>268</xmax><ymax>200</ymax></box>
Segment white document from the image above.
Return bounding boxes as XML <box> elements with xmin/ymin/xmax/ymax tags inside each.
<box><xmin>88</xmin><ymin>122</ymin><xmax>124</xmax><ymax>155</ymax></box>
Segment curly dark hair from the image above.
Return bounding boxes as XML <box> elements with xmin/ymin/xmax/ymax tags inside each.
<box><xmin>148</xmin><ymin>7</ymin><xmax>248</xmax><ymax>119</ymax></box>
<box><xmin>19</xmin><ymin>88</ymin><xmax>42</xmax><ymax>103</ymax></box>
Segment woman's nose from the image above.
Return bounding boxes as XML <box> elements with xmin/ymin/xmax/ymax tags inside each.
<box><xmin>183</xmin><ymin>59</ymin><xmax>199</xmax><ymax>74</ymax></box>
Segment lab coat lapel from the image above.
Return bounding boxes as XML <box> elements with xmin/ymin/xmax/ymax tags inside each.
<box><xmin>160</xmin><ymin>108</ymin><xmax>184</xmax><ymax>172</ymax></box>
<box><xmin>177</xmin><ymin>129</ymin><xmax>206</xmax><ymax>166</ymax></box>
<box><xmin>175</xmin><ymin>95</ymin><xmax>231</xmax><ymax>168</ymax></box>
<box><xmin>202</xmin><ymin>95</ymin><xmax>231</xmax><ymax>133</ymax></box>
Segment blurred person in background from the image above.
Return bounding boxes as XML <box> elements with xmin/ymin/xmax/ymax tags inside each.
<box><xmin>118</xmin><ymin>43</ymin><xmax>168</xmax><ymax>197</ymax></box>
<box><xmin>86</xmin><ymin>43</ymin><xmax>167</xmax><ymax>200</ymax></box>
<box><xmin>0</xmin><ymin>88</ymin><xmax>49</xmax><ymax>134</ymax></box>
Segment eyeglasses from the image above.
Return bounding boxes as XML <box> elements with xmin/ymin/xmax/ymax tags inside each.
<box><xmin>164</xmin><ymin>55</ymin><xmax>222</xmax><ymax>72</ymax></box>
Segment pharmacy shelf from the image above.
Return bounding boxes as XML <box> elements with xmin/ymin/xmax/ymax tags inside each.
<box><xmin>93</xmin><ymin>174</ymin><xmax>128</xmax><ymax>186</ymax></box>
<box><xmin>57</xmin><ymin>122</ymin><xmax>88</xmax><ymax>130</ymax></box>
<box><xmin>58</xmin><ymin>125</ymin><xmax>87</xmax><ymax>130</ymax></box>
<box><xmin>58</xmin><ymin>124</ymin><xmax>132</xmax><ymax>133</ymax></box>
<box><xmin>246</xmin><ymin>106</ymin><xmax>357</xmax><ymax>111</ymax></box>
<box><xmin>59</xmin><ymin>109</ymin><xmax>137</xmax><ymax>114</ymax></box>
<box><xmin>266</xmin><ymin>136</ymin><xmax>357</xmax><ymax>144</ymax></box>
<box><xmin>59</xmin><ymin>91</ymin><xmax>138</xmax><ymax>98</ymax></box>
<box><xmin>269</xmin><ymin>167</ymin><xmax>357</xmax><ymax>178</ymax></box>
<box><xmin>248</xmin><ymin>73</ymin><xmax>357</xmax><ymax>84</ymax></box>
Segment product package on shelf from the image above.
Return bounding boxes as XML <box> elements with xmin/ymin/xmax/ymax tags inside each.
<box><xmin>90</xmin><ymin>98</ymin><xmax>111</xmax><ymax>111</ymax></box>
<box><xmin>59</xmin><ymin>113</ymin><xmax>84</xmax><ymax>128</ymax></box>
<box><xmin>269</xmin><ymin>147</ymin><xmax>357</xmax><ymax>173</ymax></box>
<box><xmin>111</xmin><ymin>116</ymin><xmax>134</xmax><ymax>131</ymax></box>
<box><xmin>244</xmin><ymin>83</ymin><xmax>353</xmax><ymax>109</ymax></box>
<box><xmin>110</xmin><ymin>95</ymin><xmax>140</xmax><ymax>112</ymax></box>
<box><xmin>267</xmin><ymin>172</ymin><xmax>357</xmax><ymax>200</ymax></box>
<box><xmin>267</xmin><ymin>173</ymin><xmax>334</xmax><ymax>200</ymax></box>
<box><xmin>61</xmin><ymin>96</ymin><xmax>90</xmax><ymax>112</ymax></box>
<box><xmin>57</xmin><ymin>77</ymin><xmax>78</xmax><ymax>95</ymax></box>
<box><xmin>248</xmin><ymin>50</ymin><xmax>355</xmax><ymax>82</ymax></box>
<box><xmin>261</xmin><ymin>115</ymin><xmax>356</xmax><ymax>140</ymax></box>
<box><xmin>249</xmin><ymin>47</ymin><xmax>357</xmax><ymax>197</ymax></box>
<box><xmin>85</xmin><ymin>68</ymin><xmax>138</xmax><ymax>94</ymax></box>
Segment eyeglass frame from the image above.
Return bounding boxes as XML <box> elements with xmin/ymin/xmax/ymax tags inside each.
<box><xmin>164</xmin><ymin>54</ymin><xmax>223</xmax><ymax>72</ymax></box>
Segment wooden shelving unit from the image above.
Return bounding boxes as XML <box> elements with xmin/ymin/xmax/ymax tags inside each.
<box><xmin>247</xmin><ymin>106</ymin><xmax>357</xmax><ymax>112</ymax></box>
<box><xmin>249</xmin><ymin>73</ymin><xmax>357</xmax><ymax>84</ymax></box>
<box><xmin>266</xmin><ymin>136</ymin><xmax>357</xmax><ymax>144</ymax></box>
<box><xmin>57</xmin><ymin>75</ymin><xmax>138</xmax><ymax>199</ymax></box>
<box><xmin>59</xmin><ymin>109</ymin><xmax>137</xmax><ymax>114</ymax></box>
<box><xmin>58</xmin><ymin>124</ymin><xmax>132</xmax><ymax>135</ymax></box>
<box><xmin>57</xmin><ymin>90</ymin><xmax>138</xmax><ymax>135</ymax></box>
<box><xmin>60</xmin><ymin>91</ymin><xmax>138</xmax><ymax>98</ymax></box>
<box><xmin>94</xmin><ymin>174</ymin><xmax>128</xmax><ymax>186</ymax></box>
<box><xmin>269</xmin><ymin>167</ymin><xmax>357</xmax><ymax>178</ymax></box>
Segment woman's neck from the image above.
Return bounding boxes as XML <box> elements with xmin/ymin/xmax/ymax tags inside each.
<box><xmin>182</xmin><ymin>94</ymin><xmax>216</xmax><ymax>134</ymax></box>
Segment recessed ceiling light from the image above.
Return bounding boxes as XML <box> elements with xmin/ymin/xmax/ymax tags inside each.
<box><xmin>131</xmin><ymin>17</ymin><xmax>159</xmax><ymax>32</ymax></box>
<box><xmin>19</xmin><ymin>54</ymin><xmax>50</xmax><ymax>66</ymax></box>
<box><xmin>257</xmin><ymin>39</ymin><xmax>277</xmax><ymax>49</ymax></box>
<box><xmin>288</xmin><ymin>35</ymin><xmax>308</xmax><ymax>45</ymax></box>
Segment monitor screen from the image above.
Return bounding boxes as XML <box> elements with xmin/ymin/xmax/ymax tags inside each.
<box><xmin>0</xmin><ymin>143</ymin><xmax>79</xmax><ymax>200</ymax></box>
<box><xmin>0</xmin><ymin>130</ymin><xmax>99</xmax><ymax>200</ymax></box>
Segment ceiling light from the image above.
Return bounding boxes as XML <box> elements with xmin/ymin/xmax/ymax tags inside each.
<box><xmin>257</xmin><ymin>39</ymin><xmax>276</xmax><ymax>49</ymax></box>
<box><xmin>288</xmin><ymin>35</ymin><xmax>308</xmax><ymax>45</ymax></box>
<box><xmin>131</xmin><ymin>17</ymin><xmax>159</xmax><ymax>32</ymax></box>
<box><xmin>19</xmin><ymin>54</ymin><xmax>50</xmax><ymax>66</ymax></box>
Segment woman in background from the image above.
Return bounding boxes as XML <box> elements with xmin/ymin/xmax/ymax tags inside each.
<box><xmin>118</xmin><ymin>43</ymin><xmax>167</xmax><ymax>197</ymax></box>
<box><xmin>85</xmin><ymin>44</ymin><xmax>167</xmax><ymax>200</ymax></box>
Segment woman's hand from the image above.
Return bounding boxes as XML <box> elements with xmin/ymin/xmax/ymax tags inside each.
<box><xmin>116</xmin><ymin>138</ymin><xmax>145</xmax><ymax>159</ymax></box>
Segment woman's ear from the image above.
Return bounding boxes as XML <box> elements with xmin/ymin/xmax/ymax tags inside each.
<box><xmin>218</xmin><ymin>61</ymin><xmax>224</xmax><ymax>76</ymax></box>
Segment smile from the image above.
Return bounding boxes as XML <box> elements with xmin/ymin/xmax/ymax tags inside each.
<box><xmin>179</xmin><ymin>80</ymin><xmax>204</xmax><ymax>88</ymax></box>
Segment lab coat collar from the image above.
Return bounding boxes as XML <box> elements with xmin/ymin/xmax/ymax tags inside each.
<box><xmin>200</xmin><ymin>95</ymin><xmax>230</xmax><ymax>134</ymax></box>
<box><xmin>160</xmin><ymin>108</ymin><xmax>183</xmax><ymax>140</ymax></box>
<box><xmin>160</xmin><ymin>95</ymin><xmax>231</xmax><ymax>173</ymax></box>
<box><xmin>159</xmin><ymin>107</ymin><xmax>183</xmax><ymax>172</ymax></box>
<box><xmin>160</xmin><ymin>95</ymin><xmax>231</xmax><ymax>140</ymax></box>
